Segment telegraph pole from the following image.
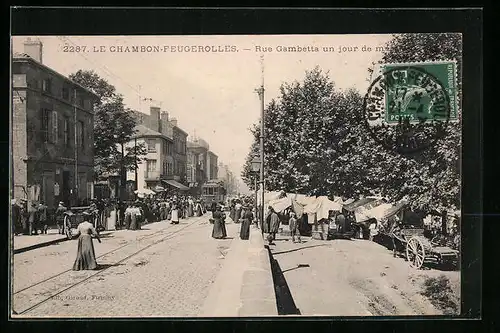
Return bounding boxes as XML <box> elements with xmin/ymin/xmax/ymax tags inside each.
<box><xmin>134</xmin><ymin>137</ymin><xmax>138</xmax><ymax>192</ymax></box>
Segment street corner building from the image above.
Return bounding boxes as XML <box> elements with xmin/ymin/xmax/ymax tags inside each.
<box><xmin>11</xmin><ymin>39</ymin><xmax>99</xmax><ymax>210</ymax></box>
<box><xmin>127</xmin><ymin>107</ymin><xmax>189</xmax><ymax>192</ymax></box>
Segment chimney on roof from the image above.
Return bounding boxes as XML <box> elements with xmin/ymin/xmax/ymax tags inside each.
<box><xmin>23</xmin><ymin>38</ymin><xmax>43</xmax><ymax>63</ymax></box>
<box><xmin>160</xmin><ymin>111</ymin><xmax>169</xmax><ymax>136</ymax></box>
<box><xmin>150</xmin><ymin>106</ymin><xmax>161</xmax><ymax>133</ymax></box>
<box><xmin>160</xmin><ymin>111</ymin><xmax>169</xmax><ymax>121</ymax></box>
<box><xmin>170</xmin><ymin>118</ymin><xmax>178</xmax><ymax>127</ymax></box>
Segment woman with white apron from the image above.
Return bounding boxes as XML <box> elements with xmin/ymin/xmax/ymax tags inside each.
<box><xmin>170</xmin><ymin>203</ymin><xmax>179</xmax><ymax>224</ymax></box>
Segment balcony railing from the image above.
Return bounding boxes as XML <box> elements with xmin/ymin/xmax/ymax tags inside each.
<box><xmin>144</xmin><ymin>170</ymin><xmax>161</xmax><ymax>181</ymax></box>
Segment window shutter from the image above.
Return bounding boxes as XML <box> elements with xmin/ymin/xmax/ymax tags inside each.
<box><xmin>46</xmin><ymin>109</ymin><xmax>52</xmax><ymax>143</ymax></box>
<box><xmin>52</xmin><ymin>111</ymin><xmax>58</xmax><ymax>144</ymax></box>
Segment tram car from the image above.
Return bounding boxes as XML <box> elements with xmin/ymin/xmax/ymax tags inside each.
<box><xmin>201</xmin><ymin>180</ymin><xmax>227</xmax><ymax>207</ymax></box>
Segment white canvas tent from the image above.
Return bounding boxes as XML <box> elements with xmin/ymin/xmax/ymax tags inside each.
<box><xmin>353</xmin><ymin>197</ymin><xmax>386</xmax><ymax>222</ymax></box>
<box><xmin>303</xmin><ymin>196</ymin><xmax>342</xmax><ymax>221</ymax></box>
<box><xmin>268</xmin><ymin>196</ymin><xmax>293</xmax><ymax>213</ymax></box>
<box><xmin>257</xmin><ymin>190</ymin><xmax>285</xmax><ymax>206</ymax></box>
<box><xmin>362</xmin><ymin>203</ymin><xmax>394</xmax><ymax>221</ymax></box>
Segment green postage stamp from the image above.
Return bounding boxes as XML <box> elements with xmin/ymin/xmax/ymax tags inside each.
<box><xmin>379</xmin><ymin>61</ymin><xmax>459</xmax><ymax>124</ymax></box>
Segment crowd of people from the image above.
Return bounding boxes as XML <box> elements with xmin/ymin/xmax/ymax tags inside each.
<box><xmin>109</xmin><ymin>195</ymin><xmax>208</xmax><ymax>230</ymax></box>
<box><xmin>69</xmin><ymin>195</ymin><xmax>260</xmax><ymax>271</ymax></box>
<box><xmin>11</xmin><ymin>192</ymin><xmax>298</xmax><ymax>271</ymax></box>
<box><xmin>11</xmin><ymin>198</ymin><xmax>49</xmax><ymax>236</ymax></box>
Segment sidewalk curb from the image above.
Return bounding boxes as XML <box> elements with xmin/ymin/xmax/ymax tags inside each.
<box><xmin>200</xmin><ymin>225</ymin><xmax>279</xmax><ymax>317</ymax></box>
<box><xmin>13</xmin><ymin>236</ymin><xmax>70</xmax><ymax>254</ymax></box>
<box><xmin>237</xmin><ymin>227</ymin><xmax>278</xmax><ymax>316</ymax></box>
<box><xmin>13</xmin><ymin>229</ymin><xmax>117</xmax><ymax>255</ymax></box>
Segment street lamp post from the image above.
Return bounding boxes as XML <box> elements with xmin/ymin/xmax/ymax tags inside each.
<box><xmin>257</xmin><ymin>85</ymin><xmax>265</xmax><ymax>238</ymax></box>
<box><xmin>250</xmin><ymin>156</ymin><xmax>261</xmax><ymax>228</ymax></box>
<box><xmin>255</xmin><ymin>55</ymin><xmax>265</xmax><ymax>238</ymax></box>
<box><xmin>134</xmin><ymin>137</ymin><xmax>138</xmax><ymax>193</ymax></box>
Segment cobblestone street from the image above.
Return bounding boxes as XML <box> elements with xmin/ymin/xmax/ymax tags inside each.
<box><xmin>12</xmin><ymin>215</ymin><xmax>241</xmax><ymax>317</ymax></box>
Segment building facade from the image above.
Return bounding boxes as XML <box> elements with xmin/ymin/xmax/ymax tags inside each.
<box><xmin>218</xmin><ymin>162</ymin><xmax>236</xmax><ymax>196</ymax></box>
<box><xmin>129</xmin><ymin>107</ymin><xmax>188</xmax><ymax>192</ymax></box>
<box><xmin>125</xmin><ymin>124</ymin><xmax>174</xmax><ymax>191</ymax></box>
<box><xmin>207</xmin><ymin>151</ymin><xmax>219</xmax><ymax>180</ymax></box>
<box><xmin>172</xmin><ymin>122</ymin><xmax>188</xmax><ymax>184</ymax></box>
<box><xmin>186</xmin><ymin>137</ymin><xmax>210</xmax><ymax>194</ymax></box>
<box><xmin>12</xmin><ymin>39</ymin><xmax>98</xmax><ymax>209</ymax></box>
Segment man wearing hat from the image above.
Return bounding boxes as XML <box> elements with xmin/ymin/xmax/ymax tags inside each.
<box><xmin>17</xmin><ymin>198</ymin><xmax>29</xmax><ymax>235</ymax></box>
<box><xmin>37</xmin><ymin>201</ymin><xmax>48</xmax><ymax>234</ymax></box>
<box><xmin>55</xmin><ymin>201</ymin><xmax>68</xmax><ymax>235</ymax></box>
<box><xmin>28</xmin><ymin>201</ymin><xmax>39</xmax><ymax>235</ymax></box>
<box><xmin>11</xmin><ymin>199</ymin><xmax>22</xmax><ymax>236</ymax></box>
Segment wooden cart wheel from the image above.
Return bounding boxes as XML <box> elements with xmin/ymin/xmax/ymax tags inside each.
<box><xmin>406</xmin><ymin>236</ymin><xmax>425</xmax><ymax>269</ymax></box>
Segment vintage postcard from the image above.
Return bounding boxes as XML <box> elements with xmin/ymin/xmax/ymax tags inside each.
<box><xmin>10</xmin><ymin>33</ymin><xmax>462</xmax><ymax>318</ymax></box>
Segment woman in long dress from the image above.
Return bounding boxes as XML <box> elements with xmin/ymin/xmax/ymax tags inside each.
<box><xmin>229</xmin><ymin>201</ymin><xmax>236</xmax><ymax>222</ymax></box>
<box><xmin>211</xmin><ymin>206</ymin><xmax>227</xmax><ymax>239</ymax></box>
<box><xmin>188</xmin><ymin>198</ymin><xmax>194</xmax><ymax>217</ymax></box>
<box><xmin>73</xmin><ymin>211</ymin><xmax>101</xmax><ymax>271</ymax></box>
<box><xmin>240</xmin><ymin>206</ymin><xmax>254</xmax><ymax>240</ymax></box>
<box><xmin>195</xmin><ymin>201</ymin><xmax>202</xmax><ymax>216</ymax></box>
<box><xmin>234</xmin><ymin>201</ymin><xmax>242</xmax><ymax>224</ymax></box>
<box><xmin>170</xmin><ymin>203</ymin><xmax>179</xmax><ymax>224</ymax></box>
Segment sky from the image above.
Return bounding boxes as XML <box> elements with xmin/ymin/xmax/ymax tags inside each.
<box><xmin>12</xmin><ymin>34</ymin><xmax>393</xmax><ymax>193</ymax></box>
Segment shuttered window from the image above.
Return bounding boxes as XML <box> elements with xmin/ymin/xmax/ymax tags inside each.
<box><xmin>41</xmin><ymin>109</ymin><xmax>50</xmax><ymax>142</ymax></box>
<box><xmin>51</xmin><ymin>110</ymin><xmax>58</xmax><ymax>144</ymax></box>
<box><xmin>76</xmin><ymin>120</ymin><xmax>84</xmax><ymax>148</ymax></box>
<box><xmin>63</xmin><ymin>117</ymin><xmax>69</xmax><ymax>146</ymax></box>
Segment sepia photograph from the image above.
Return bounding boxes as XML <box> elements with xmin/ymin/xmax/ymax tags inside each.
<box><xmin>10</xmin><ymin>33</ymin><xmax>462</xmax><ymax>318</ymax></box>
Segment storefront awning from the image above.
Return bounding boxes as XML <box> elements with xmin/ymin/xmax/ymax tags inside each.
<box><xmin>162</xmin><ymin>179</ymin><xmax>189</xmax><ymax>191</ymax></box>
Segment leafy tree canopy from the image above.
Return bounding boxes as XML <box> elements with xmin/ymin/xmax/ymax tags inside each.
<box><xmin>242</xmin><ymin>33</ymin><xmax>461</xmax><ymax>214</ymax></box>
<box><xmin>69</xmin><ymin>70</ymin><xmax>147</xmax><ymax>178</ymax></box>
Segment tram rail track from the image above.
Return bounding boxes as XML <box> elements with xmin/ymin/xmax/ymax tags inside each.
<box><xmin>12</xmin><ymin>218</ymin><xmax>205</xmax><ymax>315</ymax></box>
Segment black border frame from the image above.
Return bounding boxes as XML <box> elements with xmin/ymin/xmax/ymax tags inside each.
<box><xmin>7</xmin><ymin>7</ymin><xmax>483</xmax><ymax>333</ymax></box>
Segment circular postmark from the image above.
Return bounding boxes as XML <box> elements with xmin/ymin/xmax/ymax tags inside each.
<box><xmin>363</xmin><ymin>64</ymin><xmax>452</xmax><ymax>154</ymax></box>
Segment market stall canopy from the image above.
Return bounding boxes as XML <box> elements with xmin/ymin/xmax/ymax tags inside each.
<box><xmin>362</xmin><ymin>203</ymin><xmax>394</xmax><ymax>221</ymax></box>
<box><xmin>303</xmin><ymin>196</ymin><xmax>342</xmax><ymax>221</ymax></box>
<box><xmin>257</xmin><ymin>190</ymin><xmax>286</xmax><ymax>206</ymax></box>
<box><xmin>162</xmin><ymin>179</ymin><xmax>189</xmax><ymax>191</ymax></box>
<box><xmin>295</xmin><ymin>195</ymin><xmax>317</xmax><ymax>206</ymax></box>
<box><xmin>268</xmin><ymin>196</ymin><xmax>292</xmax><ymax>213</ymax></box>
<box><xmin>333</xmin><ymin>196</ymin><xmax>343</xmax><ymax>204</ymax></box>
<box><xmin>291</xmin><ymin>199</ymin><xmax>305</xmax><ymax>218</ymax></box>
<box><xmin>134</xmin><ymin>188</ymin><xmax>155</xmax><ymax>196</ymax></box>
<box><xmin>343</xmin><ymin>197</ymin><xmax>378</xmax><ymax>212</ymax></box>
<box><xmin>286</xmin><ymin>192</ymin><xmax>308</xmax><ymax>201</ymax></box>
<box><xmin>381</xmin><ymin>201</ymin><xmax>407</xmax><ymax>220</ymax></box>
<box><xmin>342</xmin><ymin>198</ymin><xmax>355</xmax><ymax>205</ymax></box>
<box><xmin>353</xmin><ymin>197</ymin><xmax>387</xmax><ymax>222</ymax></box>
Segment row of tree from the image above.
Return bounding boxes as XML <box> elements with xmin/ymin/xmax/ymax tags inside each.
<box><xmin>69</xmin><ymin>70</ymin><xmax>147</xmax><ymax>179</ymax></box>
<box><xmin>242</xmin><ymin>33</ymin><xmax>461</xmax><ymax>215</ymax></box>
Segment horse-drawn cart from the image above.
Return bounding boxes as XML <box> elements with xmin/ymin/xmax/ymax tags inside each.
<box><xmin>379</xmin><ymin>203</ymin><xmax>459</xmax><ymax>269</ymax></box>
<box><xmin>63</xmin><ymin>206</ymin><xmax>100</xmax><ymax>239</ymax></box>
